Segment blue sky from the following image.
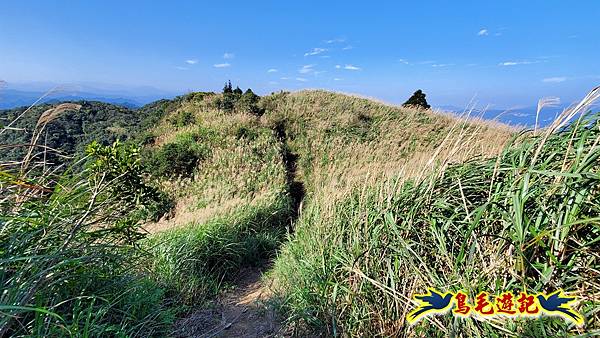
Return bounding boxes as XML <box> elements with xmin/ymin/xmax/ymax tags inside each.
<box><xmin>1</xmin><ymin>0</ymin><xmax>599</xmax><ymax>108</ymax></box>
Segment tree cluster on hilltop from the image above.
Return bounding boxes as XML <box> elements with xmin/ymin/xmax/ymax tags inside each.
<box><xmin>217</xmin><ymin>80</ymin><xmax>263</xmax><ymax>116</ymax></box>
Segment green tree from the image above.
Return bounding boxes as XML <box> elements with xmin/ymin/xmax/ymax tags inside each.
<box><xmin>223</xmin><ymin>80</ymin><xmax>233</xmax><ymax>94</ymax></box>
<box><xmin>236</xmin><ymin>88</ymin><xmax>263</xmax><ymax>116</ymax></box>
<box><xmin>402</xmin><ymin>89</ymin><xmax>431</xmax><ymax>109</ymax></box>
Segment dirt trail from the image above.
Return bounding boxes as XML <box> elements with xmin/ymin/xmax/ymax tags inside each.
<box><xmin>173</xmin><ymin>123</ymin><xmax>303</xmax><ymax>338</ymax></box>
<box><xmin>173</xmin><ymin>267</ymin><xmax>285</xmax><ymax>338</ymax></box>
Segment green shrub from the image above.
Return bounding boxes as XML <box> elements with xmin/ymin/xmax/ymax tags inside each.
<box><xmin>143</xmin><ymin>135</ymin><xmax>211</xmax><ymax>178</ymax></box>
<box><xmin>402</xmin><ymin>89</ymin><xmax>430</xmax><ymax>109</ymax></box>
<box><xmin>0</xmin><ymin>141</ymin><xmax>175</xmax><ymax>337</ymax></box>
<box><xmin>168</xmin><ymin>110</ymin><xmax>196</xmax><ymax>128</ymax></box>
<box><xmin>236</xmin><ymin>89</ymin><xmax>263</xmax><ymax>116</ymax></box>
<box><xmin>86</xmin><ymin>140</ymin><xmax>173</xmax><ymax>223</ymax></box>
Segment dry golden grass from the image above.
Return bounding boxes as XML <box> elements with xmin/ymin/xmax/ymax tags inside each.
<box><xmin>271</xmin><ymin>88</ymin><xmax>600</xmax><ymax>337</ymax></box>
<box><xmin>143</xmin><ymin>98</ymin><xmax>287</xmax><ymax>234</ymax></box>
<box><xmin>262</xmin><ymin>90</ymin><xmax>515</xmax><ymax>200</ymax></box>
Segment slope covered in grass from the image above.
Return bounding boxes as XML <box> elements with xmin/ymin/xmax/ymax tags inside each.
<box><xmin>2</xmin><ymin>87</ymin><xmax>598</xmax><ymax>337</ymax></box>
<box><xmin>270</xmin><ymin>90</ymin><xmax>600</xmax><ymax>336</ymax></box>
<box><xmin>136</xmin><ymin>93</ymin><xmax>294</xmax><ymax>304</ymax></box>
<box><xmin>261</xmin><ymin>90</ymin><xmax>513</xmax><ymax>195</ymax></box>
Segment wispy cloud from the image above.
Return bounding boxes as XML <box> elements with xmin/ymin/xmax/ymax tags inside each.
<box><xmin>267</xmin><ymin>68</ymin><xmax>278</xmax><ymax>73</ymax></box>
<box><xmin>299</xmin><ymin>64</ymin><xmax>315</xmax><ymax>74</ymax></box>
<box><xmin>398</xmin><ymin>59</ymin><xmax>410</xmax><ymax>65</ymax></box>
<box><xmin>333</xmin><ymin>78</ymin><xmax>342</xmax><ymax>81</ymax></box>
<box><xmin>342</xmin><ymin>45</ymin><xmax>353</xmax><ymax>50</ymax></box>
<box><xmin>304</xmin><ymin>48</ymin><xmax>327</xmax><ymax>56</ymax></box>
<box><xmin>542</xmin><ymin>77</ymin><xmax>567</xmax><ymax>83</ymax></box>
<box><xmin>417</xmin><ymin>60</ymin><xmax>436</xmax><ymax>65</ymax></box>
<box><xmin>499</xmin><ymin>60</ymin><xmax>540</xmax><ymax>66</ymax></box>
<box><xmin>296</xmin><ymin>77</ymin><xmax>308</xmax><ymax>82</ymax></box>
<box><xmin>185</xmin><ymin>59</ymin><xmax>198</xmax><ymax>65</ymax></box>
<box><xmin>280</xmin><ymin>77</ymin><xmax>290</xmax><ymax>80</ymax></box>
<box><xmin>325</xmin><ymin>38</ymin><xmax>345</xmax><ymax>44</ymax></box>
<box><xmin>213</xmin><ymin>63</ymin><xmax>231</xmax><ymax>68</ymax></box>
<box><xmin>223</xmin><ymin>52</ymin><xmax>235</xmax><ymax>59</ymax></box>
<box><xmin>176</xmin><ymin>66</ymin><xmax>189</xmax><ymax>70</ymax></box>
<box><xmin>477</xmin><ymin>29</ymin><xmax>489</xmax><ymax>36</ymax></box>
<box><xmin>344</xmin><ymin>64</ymin><xmax>361</xmax><ymax>71</ymax></box>
<box><xmin>335</xmin><ymin>65</ymin><xmax>341</xmax><ymax>69</ymax></box>
<box><xmin>431</xmin><ymin>63</ymin><xmax>454</xmax><ymax>67</ymax></box>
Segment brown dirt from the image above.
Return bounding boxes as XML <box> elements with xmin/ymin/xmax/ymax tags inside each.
<box><xmin>172</xmin><ymin>267</ymin><xmax>287</xmax><ymax>338</ymax></box>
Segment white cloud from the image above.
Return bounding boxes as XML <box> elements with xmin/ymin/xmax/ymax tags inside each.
<box><xmin>325</xmin><ymin>38</ymin><xmax>345</xmax><ymax>44</ymax></box>
<box><xmin>213</xmin><ymin>63</ymin><xmax>231</xmax><ymax>68</ymax></box>
<box><xmin>499</xmin><ymin>60</ymin><xmax>539</xmax><ymax>66</ymax></box>
<box><xmin>299</xmin><ymin>64</ymin><xmax>315</xmax><ymax>74</ymax></box>
<box><xmin>542</xmin><ymin>77</ymin><xmax>567</xmax><ymax>83</ymax></box>
<box><xmin>431</xmin><ymin>63</ymin><xmax>454</xmax><ymax>67</ymax></box>
<box><xmin>333</xmin><ymin>78</ymin><xmax>342</xmax><ymax>81</ymax></box>
<box><xmin>267</xmin><ymin>68</ymin><xmax>278</xmax><ymax>73</ymax></box>
<box><xmin>176</xmin><ymin>66</ymin><xmax>189</xmax><ymax>70</ymax></box>
<box><xmin>296</xmin><ymin>77</ymin><xmax>308</xmax><ymax>82</ymax></box>
<box><xmin>477</xmin><ymin>29</ymin><xmax>489</xmax><ymax>36</ymax></box>
<box><xmin>342</xmin><ymin>45</ymin><xmax>353</xmax><ymax>50</ymax></box>
<box><xmin>280</xmin><ymin>77</ymin><xmax>290</xmax><ymax>80</ymax></box>
<box><xmin>398</xmin><ymin>59</ymin><xmax>410</xmax><ymax>65</ymax></box>
<box><xmin>344</xmin><ymin>64</ymin><xmax>361</xmax><ymax>71</ymax></box>
<box><xmin>335</xmin><ymin>65</ymin><xmax>341</xmax><ymax>69</ymax></box>
<box><xmin>223</xmin><ymin>52</ymin><xmax>235</xmax><ymax>59</ymax></box>
<box><xmin>185</xmin><ymin>59</ymin><xmax>198</xmax><ymax>65</ymax></box>
<box><xmin>417</xmin><ymin>60</ymin><xmax>436</xmax><ymax>65</ymax></box>
<box><xmin>268</xmin><ymin>81</ymin><xmax>278</xmax><ymax>85</ymax></box>
<box><xmin>304</xmin><ymin>48</ymin><xmax>327</xmax><ymax>56</ymax></box>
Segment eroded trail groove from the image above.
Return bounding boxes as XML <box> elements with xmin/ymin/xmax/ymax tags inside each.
<box><xmin>173</xmin><ymin>122</ymin><xmax>304</xmax><ymax>338</ymax></box>
<box><xmin>274</xmin><ymin>120</ymin><xmax>306</xmax><ymax>222</ymax></box>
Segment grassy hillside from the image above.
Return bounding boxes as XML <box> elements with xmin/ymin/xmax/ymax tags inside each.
<box><xmin>0</xmin><ymin>100</ymin><xmax>172</xmax><ymax>163</ymax></box>
<box><xmin>1</xmin><ymin>88</ymin><xmax>598</xmax><ymax>337</ymax></box>
<box><xmin>139</xmin><ymin>92</ymin><xmax>295</xmax><ymax>304</ymax></box>
<box><xmin>269</xmin><ymin>90</ymin><xmax>600</xmax><ymax>336</ymax></box>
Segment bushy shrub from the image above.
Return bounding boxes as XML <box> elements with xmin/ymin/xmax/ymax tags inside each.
<box><xmin>143</xmin><ymin>138</ymin><xmax>209</xmax><ymax>178</ymax></box>
<box><xmin>0</xmin><ymin>141</ymin><xmax>175</xmax><ymax>337</ymax></box>
<box><xmin>86</xmin><ymin>140</ymin><xmax>173</xmax><ymax>223</ymax></box>
<box><xmin>403</xmin><ymin>89</ymin><xmax>430</xmax><ymax>109</ymax></box>
<box><xmin>216</xmin><ymin>80</ymin><xmax>262</xmax><ymax>114</ymax></box>
<box><xmin>168</xmin><ymin>110</ymin><xmax>196</xmax><ymax>127</ymax></box>
<box><xmin>236</xmin><ymin>89</ymin><xmax>263</xmax><ymax>116</ymax></box>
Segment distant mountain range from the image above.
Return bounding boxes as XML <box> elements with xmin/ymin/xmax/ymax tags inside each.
<box><xmin>0</xmin><ymin>82</ymin><xmax>180</xmax><ymax>110</ymax></box>
<box><xmin>0</xmin><ymin>89</ymin><xmax>146</xmax><ymax>109</ymax></box>
<box><xmin>1</xmin><ymin>82</ymin><xmax>593</xmax><ymax>128</ymax></box>
<box><xmin>435</xmin><ymin>104</ymin><xmax>570</xmax><ymax>128</ymax></box>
